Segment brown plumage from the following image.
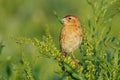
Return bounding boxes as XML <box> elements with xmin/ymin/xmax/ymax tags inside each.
<box><xmin>60</xmin><ymin>15</ymin><xmax>83</xmax><ymax>58</ymax></box>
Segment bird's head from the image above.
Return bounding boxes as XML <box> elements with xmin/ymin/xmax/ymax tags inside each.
<box><xmin>61</xmin><ymin>15</ymin><xmax>80</xmax><ymax>26</ymax></box>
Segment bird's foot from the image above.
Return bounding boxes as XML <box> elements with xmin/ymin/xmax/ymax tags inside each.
<box><xmin>72</xmin><ymin>58</ymin><xmax>79</xmax><ymax>68</ymax></box>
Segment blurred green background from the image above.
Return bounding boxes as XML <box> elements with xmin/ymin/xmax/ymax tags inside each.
<box><xmin>0</xmin><ymin>0</ymin><xmax>120</xmax><ymax>80</ymax></box>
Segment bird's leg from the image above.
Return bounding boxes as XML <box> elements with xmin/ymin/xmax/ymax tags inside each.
<box><xmin>71</xmin><ymin>51</ymin><xmax>75</xmax><ymax>59</ymax></box>
<box><xmin>71</xmin><ymin>52</ymin><xmax>78</xmax><ymax>68</ymax></box>
<box><xmin>61</xmin><ymin>51</ymin><xmax>67</xmax><ymax>57</ymax></box>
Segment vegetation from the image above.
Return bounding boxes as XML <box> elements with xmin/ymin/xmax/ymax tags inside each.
<box><xmin>0</xmin><ymin>0</ymin><xmax>120</xmax><ymax>80</ymax></box>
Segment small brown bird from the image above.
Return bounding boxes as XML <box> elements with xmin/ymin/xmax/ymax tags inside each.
<box><xmin>60</xmin><ymin>15</ymin><xmax>83</xmax><ymax>59</ymax></box>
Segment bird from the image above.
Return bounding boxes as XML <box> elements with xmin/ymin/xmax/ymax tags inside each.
<box><xmin>59</xmin><ymin>15</ymin><xmax>83</xmax><ymax>59</ymax></box>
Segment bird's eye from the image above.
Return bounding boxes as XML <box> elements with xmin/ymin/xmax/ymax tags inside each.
<box><xmin>68</xmin><ymin>17</ymin><xmax>72</xmax><ymax>20</ymax></box>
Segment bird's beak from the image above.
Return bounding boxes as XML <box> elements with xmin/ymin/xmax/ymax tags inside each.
<box><xmin>61</xmin><ymin>18</ymin><xmax>66</xmax><ymax>22</ymax></box>
<box><xmin>60</xmin><ymin>18</ymin><xmax>66</xmax><ymax>25</ymax></box>
<box><xmin>60</xmin><ymin>18</ymin><xmax>65</xmax><ymax>25</ymax></box>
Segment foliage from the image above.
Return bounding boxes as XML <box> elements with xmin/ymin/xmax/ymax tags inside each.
<box><xmin>0</xmin><ymin>42</ymin><xmax>4</xmax><ymax>54</ymax></box>
<box><xmin>0</xmin><ymin>0</ymin><xmax>120</xmax><ymax>80</ymax></box>
<box><xmin>12</xmin><ymin>0</ymin><xmax>120</xmax><ymax>80</ymax></box>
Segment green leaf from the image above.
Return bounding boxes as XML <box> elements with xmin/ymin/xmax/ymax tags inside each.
<box><xmin>0</xmin><ymin>42</ymin><xmax>5</xmax><ymax>54</ymax></box>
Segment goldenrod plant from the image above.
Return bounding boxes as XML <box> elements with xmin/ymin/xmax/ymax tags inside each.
<box><xmin>1</xmin><ymin>0</ymin><xmax>120</xmax><ymax>80</ymax></box>
<box><xmin>14</xmin><ymin>1</ymin><xmax>120</xmax><ymax>80</ymax></box>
